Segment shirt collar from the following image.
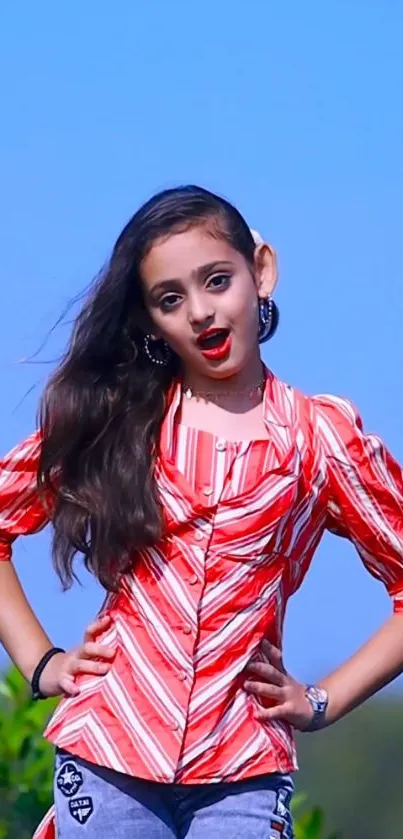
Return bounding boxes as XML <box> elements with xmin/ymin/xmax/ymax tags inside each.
<box><xmin>159</xmin><ymin>365</ymin><xmax>290</xmax><ymax>462</ymax></box>
<box><xmin>159</xmin><ymin>379</ymin><xmax>182</xmax><ymax>461</ymax></box>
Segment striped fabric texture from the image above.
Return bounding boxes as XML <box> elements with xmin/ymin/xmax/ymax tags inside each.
<box><xmin>1</xmin><ymin>370</ymin><xmax>403</xmax><ymax>839</ymax></box>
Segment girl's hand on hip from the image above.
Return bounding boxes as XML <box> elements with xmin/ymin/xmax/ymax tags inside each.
<box><xmin>244</xmin><ymin>639</ymin><xmax>314</xmax><ymax>731</ymax></box>
<box><xmin>38</xmin><ymin>613</ymin><xmax>116</xmax><ymax>698</ymax></box>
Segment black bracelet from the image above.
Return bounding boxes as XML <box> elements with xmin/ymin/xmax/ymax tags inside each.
<box><xmin>31</xmin><ymin>647</ymin><xmax>65</xmax><ymax>701</ymax></box>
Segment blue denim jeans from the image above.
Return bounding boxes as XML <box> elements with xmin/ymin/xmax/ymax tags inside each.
<box><xmin>54</xmin><ymin>749</ymin><xmax>294</xmax><ymax>838</ymax></box>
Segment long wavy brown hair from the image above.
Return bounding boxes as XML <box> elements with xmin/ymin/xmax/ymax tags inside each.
<box><xmin>38</xmin><ymin>185</ymin><xmax>279</xmax><ymax>591</ymax></box>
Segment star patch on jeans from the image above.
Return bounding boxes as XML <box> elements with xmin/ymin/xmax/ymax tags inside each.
<box><xmin>56</xmin><ymin>762</ymin><xmax>83</xmax><ymax>797</ymax></box>
<box><xmin>69</xmin><ymin>796</ymin><xmax>94</xmax><ymax>825</ymax></box>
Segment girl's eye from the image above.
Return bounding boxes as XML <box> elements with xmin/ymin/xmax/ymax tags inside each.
<box><xmin>207</xmin><ymin>274</ymin><xmax>231</xmax><ymax>290</ymax></box>
<box><xmin>160</xmin><ymin>293</ymin><xmax>181</xmax><ymax>312</ymax></box>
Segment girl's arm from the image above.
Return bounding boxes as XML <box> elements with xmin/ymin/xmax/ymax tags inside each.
<box><xmin>0</xmin><ymin>561</ymin><xmax>54</xmax><ymax>682</ymax></box>
<box><xmin>244</xmin><ymin>615</ymin><xmax>403</xmax><ymax>730</ymax></box>
<box><xmin>246</xmin><ymin>394</ymin><xmax>403</xmax><ymax>729</ymax></box>
<box><xmin>0</xmin><ymin>432</ymin><xmax>115</xmax><ymax>697</ymax></box>
<box><xmin>319</xmin><ymin>612</ymin><xmax>403</xmax><ymax>724</ymax></box>
<box><xmin>0</xmin><ymin>562</ymin><xmax>115</xmax><ymax>697</ymax></box>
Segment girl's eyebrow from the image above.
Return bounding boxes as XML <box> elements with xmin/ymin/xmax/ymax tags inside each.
<box><xmin>149</xmin><ymin>261</ymin><xmax>234</xmax><ymax>296</ymax></box>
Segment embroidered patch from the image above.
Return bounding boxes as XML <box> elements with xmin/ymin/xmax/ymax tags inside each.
<box><xmin>56</xmin><ymin>762</ymin><xmax>83</xmax><ymax>797</ymax></box>
<box><xmin>69</xmin><ymin>796</ymin><xmax>94</xmax><ymax>825</ymax></box>
<box><xmin>269</xmin><ymin>817</ymin><xmax>285</xmax><ymax>837</ymax></box>
<box><xmin>275</xmin><ymin>788</ymin><xmax>291</xmax><ymax>819</ymax></box>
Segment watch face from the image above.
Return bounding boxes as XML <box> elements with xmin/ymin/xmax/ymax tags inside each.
<box><xmin>307</xmin><ymin>686</ymin><xmax>328</xmax><ymax>711</ymax></box>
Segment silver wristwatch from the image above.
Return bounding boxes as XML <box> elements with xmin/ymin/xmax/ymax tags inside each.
<box><xmin>304</xmin><ymin>685</ymin><xmax>328</xmax><ymax>731</ymax></box>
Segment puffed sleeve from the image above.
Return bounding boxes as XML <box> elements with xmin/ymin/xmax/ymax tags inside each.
<box><xmin>312</xmin><ymin>394</ymin><xmax>403</xmax><ymax>612</ymax></box>
<box><xmin>0</xmin><ymin>432</ymin><xmax>49</xmax><ymax>561</ymax></box>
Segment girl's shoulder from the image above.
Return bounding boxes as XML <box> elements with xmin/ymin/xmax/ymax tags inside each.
<box><xmin>270</xmin><ymin>372</ymin><xmax>360</xmax><ymax>439</ymax></box>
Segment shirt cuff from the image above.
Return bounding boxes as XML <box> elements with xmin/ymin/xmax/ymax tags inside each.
<box><xmin>0</xmin><ymin>538</ymin><xmax>12</xmax><ymax>562</ymax></box>
<box><xmin>393</xmin><ymin>592</ymin><xmax>403</xmax><ymax>614</ymax></box>
<box><xmin>388</xmin><ymin>582</ymin><xmax>403</xmax><ymax>614</ymax></box>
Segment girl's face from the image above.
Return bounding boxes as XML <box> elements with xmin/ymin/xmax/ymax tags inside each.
<box><xmin>141</xmin><ymin>225</ymin><xmax>277</xmax><ymax>381</ymax></box>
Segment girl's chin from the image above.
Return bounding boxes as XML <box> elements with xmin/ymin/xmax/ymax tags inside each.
<box><xmin>182</xmin><ymin>346</ymin><xmax>250</xmax><ymax>380</ymax></box>
<box><xmin>201</xmin><ymin>364</ymin><xmax>245</xmax><ymax>381</ymax></box>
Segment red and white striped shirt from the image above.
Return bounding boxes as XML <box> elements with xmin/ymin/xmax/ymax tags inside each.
<box><xmin>1</xmin><ymin>370</ymin><xmax>403</xmax><ymax>839</ymax></box>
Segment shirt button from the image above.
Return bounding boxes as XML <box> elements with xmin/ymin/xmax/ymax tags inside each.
<box><xmin>183</xmin><ymin>624</ymin><xmax>192</xmax><ymax>635</ymax></box>
<box><xmin>216</xmin><ymin>440</ymin><xmax>227</xmax><ymax>452</ymax></box>
<box><xmin>178</xmin><ymin>672</ymin><xmax>187</xmax><ymax>681</ymax></box>
<box><xmin>203</xmin><ymin>486</ymin><xmax>213</xmax><ymax>496</ymax></box>
<box><xmin>195</xmin><ymin>531</ymin><xmax>204</xmax><ymax>541</ymax></box>
<box><xmin>189</xmin><ymin>574</ymin><xmax>199</xmax><ymax>585</ymax></box>
<box><xmin>172</xmin><ymin>721</ymin><xmax>180</xmax><ymax>731</ymax></box>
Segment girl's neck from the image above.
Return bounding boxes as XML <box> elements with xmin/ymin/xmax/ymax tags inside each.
<box><xmin>182</xmin><ymin>353</ymin><xmax>265</xmax><ymax>400</ymax></box>
<box><xmin>180</xmin><ymin>352</ymin><xmax>267</xmax><ymax>422</ymax></box>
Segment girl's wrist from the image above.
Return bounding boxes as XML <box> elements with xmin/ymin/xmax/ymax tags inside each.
<box><xmin>32</xmin><ymin>648</ymin><xmax>66</xmax><ymax>699</ymax></box>
<box><xmin>315</xmin><ymin>681</ymin><xmax>345</xmax><ymax>728</ymax></box>
<box><xmin>303</xmin><ymin>685</ymin><xmax>329</xmax><ymax>731</ymax></box>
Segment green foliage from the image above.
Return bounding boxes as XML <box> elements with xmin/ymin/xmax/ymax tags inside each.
<box><xmin>0</xmin><ymin>665</ymin><xmax>335</xmax><ymax>838</ymax></box>
<box><xmin>0</xmin><ymin>666</ymin><xmax>57</xmax><ymax>839</ymax></box>
<box><xmin>296</xmin><ymin>695</ymin><xmax>403</xmax><ymax>839</ymax></box>
<box><xmin>292</xmin><ymin>793</ymin><xmax>341</xmax><ymax>839</ymax></box>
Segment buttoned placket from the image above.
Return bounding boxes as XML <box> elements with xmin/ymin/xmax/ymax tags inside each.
<box><xmin>170</xmin><ymin>440</ymin><xmax>242</xmax><ymax>778</ymax></box>
<box><xmin>155</xmin><ymin>385</ymin><xmax>274</xmax><ymax>777</ymax></box>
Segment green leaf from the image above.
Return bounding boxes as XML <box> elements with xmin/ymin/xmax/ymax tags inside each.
<box><xmin>294</xmin><ymin>806</ymin><xmax>326</xmax><ymax>839</ymax></box>
<box><xmin>292</xmin><ymin>792</ymin><xmax>308</xmax><ymax>813</ymax></box>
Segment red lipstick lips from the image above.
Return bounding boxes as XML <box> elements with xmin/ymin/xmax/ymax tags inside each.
<box><xmin>196</xmin><ymin>328</ymin><xmax>232</xmax><ymax>361</ymax></box>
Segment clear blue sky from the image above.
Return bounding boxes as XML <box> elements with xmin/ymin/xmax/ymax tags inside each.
<box><xmin>1</xmin><ymin>1</ymin><xmax>403</xmax><ymax>688</ymax></box>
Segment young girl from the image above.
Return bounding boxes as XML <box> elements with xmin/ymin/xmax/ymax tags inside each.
<box><xmin>1</xmin><ymin>185</ymin><xmax>403</xmax><ymax>839</ymax></box>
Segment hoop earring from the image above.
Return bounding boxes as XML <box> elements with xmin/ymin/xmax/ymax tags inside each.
<box><xmin>258</xmin><ymin>296</ymin><xmax>274</xmax><ymax>344</ymax></box>
<box><xmin>143</xmin><ymin>334</ymin><xmax>171</xmax><ymax>366</ymax></box>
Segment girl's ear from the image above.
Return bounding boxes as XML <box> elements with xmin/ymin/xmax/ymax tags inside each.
<box><xmin>254</xmin><ymin>243</ymin><xmax>278</xmax><ymax>298</ymax></box>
